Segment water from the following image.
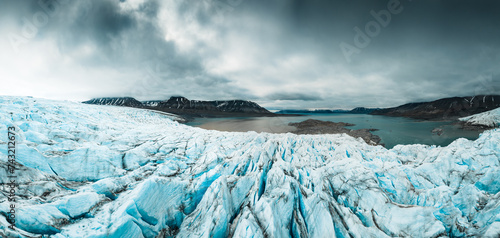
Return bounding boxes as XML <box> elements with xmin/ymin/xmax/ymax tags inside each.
<box><xmin>186</xmin><ymin>113</ymin><xmax>482</xmax><ymax>149</ymax></box>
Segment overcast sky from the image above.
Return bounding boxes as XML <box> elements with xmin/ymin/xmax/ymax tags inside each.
<box><xmin>1</xmin><ymin>0</ymin><xmax>499</xmax><ymax>109</ymax></box>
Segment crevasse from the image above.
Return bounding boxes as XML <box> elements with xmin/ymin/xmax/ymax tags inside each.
<box><xmin>0</xmin><ymin>96</ymin><xmax>499</xmax><ymax>238</ymax></box>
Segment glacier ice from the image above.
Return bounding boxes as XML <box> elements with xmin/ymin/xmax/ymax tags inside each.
<box><xmin>0</xmin><ymin>96</ymin><xmax>499</xmax><ymax>237</ymax></box>
<box><xmin>460</xmin><ymin>107</ymin><xmax>500</xmax><ymax>128</ymax></box>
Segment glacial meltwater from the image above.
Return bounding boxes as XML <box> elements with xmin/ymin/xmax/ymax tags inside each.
<box><xmin>186</xmin><ymin>113</ymin><xmax>482</xmax><ymax>149</ymax></box>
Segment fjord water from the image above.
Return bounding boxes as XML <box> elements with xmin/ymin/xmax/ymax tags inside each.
<box><xmin>186</xmin><ymin>113</ymin><xmax>482</xmax><ymax>148</ymax></box>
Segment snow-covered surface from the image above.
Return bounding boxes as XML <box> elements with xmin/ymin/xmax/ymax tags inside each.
<box><xmin>460</xmin><ymin>108</ymin><xmax>500</xmax><ymax>128</ymax></box>
<box><xmin>0</xmin><ymin>96</ymin><xmax>499</xmax><ymax>237</ymax></box>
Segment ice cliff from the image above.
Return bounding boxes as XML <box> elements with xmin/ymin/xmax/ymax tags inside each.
<box><xmin>0</xmin><ymin>97</ymin><xmax>499</xmax><ymax>237</ymax></box>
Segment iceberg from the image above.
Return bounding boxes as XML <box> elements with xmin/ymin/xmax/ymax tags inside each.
<box><xmin>0</xmin><ymin>96</ymin><xmax>499</xmax><ymax>237</ymax></box>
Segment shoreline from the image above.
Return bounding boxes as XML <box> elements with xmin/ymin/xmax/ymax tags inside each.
<box><xmin>287</xmin><ymin>119</ymin><xmax>382</xmax><ymax>146</ymax></box>
<box><xmin>175</xmin><ymin>112</ymin><xmax>306</xmax><ymax>123</ymax></box>
<box><xmin>453</xmin><ymin>120</ymin><xmax>495</xmax><ymax>132</ymax></box>
<box><xmin>193</xmin><ymin>118</ymin><xmax>383</xmax><ymax>146</ymax></box>
<box><xmin>188</xmin><ymin>116</ymin><xmax>489</xmax><ymax>149</ymax></box>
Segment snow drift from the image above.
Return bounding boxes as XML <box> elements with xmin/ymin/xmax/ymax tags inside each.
<box><xmin>0</xmin><ymin>96</ymin><xmax>499</xmax><ymax>237</ymax></box>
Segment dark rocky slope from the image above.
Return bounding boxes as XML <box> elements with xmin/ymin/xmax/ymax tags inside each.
<box><xmin>156</xmin><ymin>96</ymin><xmax>271</xmax><ymax>114</ymax></box>
<box><xmin>371</xmin><ymin>95</ymin><xmax>500</xmax><ymax>120</ymax></box>
<box><xmin>83</xmin><ymin>96</ymin><xmax>275</xmax><ymax>118</ymax></box>
<box><xmin>83</xmin><ymin>97</ymin><xmax>143</xmax><ymax>107</ymax></box>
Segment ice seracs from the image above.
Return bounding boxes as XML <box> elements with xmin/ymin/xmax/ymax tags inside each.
<box><xmin>0</xmin><ymin>96</ymin><xmax>499</xmax><ymax>237</ymax></box>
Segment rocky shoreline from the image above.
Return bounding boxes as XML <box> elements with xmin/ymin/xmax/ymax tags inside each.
<box><xmin>370</xmin><ymin>95</ymin><xmax>500</xmax><ymax>120</ymax></box>
<box><xmin>288</xmin><ymin>119</ymin><xmax>382</xmax><ymax>146</ymax></box>
<box><xmin>453</xmin><ymin>120</ymin><xmax>495</xmax><ymax>132</ymax></box>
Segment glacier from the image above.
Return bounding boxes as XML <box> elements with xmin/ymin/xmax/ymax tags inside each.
<box><xmin>460</xmin><ymin>107</ymin><xmax>500</xmax><ymax>128</ymax></box>
<box><xmin>0</xmin><ymin>96</ymin><xmax>499</xmax><ymax>237</ymax></box>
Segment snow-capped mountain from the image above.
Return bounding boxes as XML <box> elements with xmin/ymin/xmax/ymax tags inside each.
<box><xmin>460</xmin><ymin>107</ymin><xmax>500</xmax><ymax>128</ymax></box>
<box><xmin>83</xmin><ymin>97</ymin><xmax>144</xmax><ymax>107</ymax></box>
<box><xmin>1</xmin><ymin>96</ymin><xmax>500</xmax><ymax>237</ymax></box>
<box><xmin>142</xmin><ymin>100</ymin><xmax>163</xmax><ymax>107</ymax></box>
<box><xmin>83</xmin><ymin>96</ymin><xmax>273</xmax><ymax>117</ymax></box>
<box><xmin>157</xmin><ymin>96</ymin><xmax>271</xmax><ymax>114</ymax></box>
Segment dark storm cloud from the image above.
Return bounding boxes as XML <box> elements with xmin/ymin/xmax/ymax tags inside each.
<box><xmin>1</xmin><ymin>0</ymin><xmax>499</xmax><ymax>108</ymax></box>
<box><xmin>266</xmin><ymin>92</ymin><xmax>323</xmax><ymax>101</ymax></box>
<box><xmin>0</xmin><ymin>0</ymin><xmax>254</xmax><ymax>101</ymax></box>
<box><xmin>207</xmin><ymin>0</ymin><xmax>500</xmax><ymax>108</ymax></box>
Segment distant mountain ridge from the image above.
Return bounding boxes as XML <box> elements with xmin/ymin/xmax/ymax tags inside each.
<box><xmin>83</xmin><ymin>97</ymin><xmax>143</xmax><ymax>107</ymax></box>
<box><xmin>276</xmin><ymin>107</ymin><xmax>379</xmax><ymax>114</ymax></box>
<box><xmin>371</xmin><ymin>95</ymin><xmax>500</xmax><ymax>120</ymax></box>
<box><xmin>83</xmin><ymin>95</ymin><xmax>500</xmax><ymax>120</ymax></box>
<box><xmin>158</xmin><ymin>96</ymin><xmax>270</xmax><ymax>114</ymax></box>
<box><xmin>142</xmin><ymin>100</ymin><xmax>162</xmax><ymax>107</ymax></box>
<box><xmin>83</xmin><ymin>96</ymin><xmax>274</xmax><ymax>117</ymax></box>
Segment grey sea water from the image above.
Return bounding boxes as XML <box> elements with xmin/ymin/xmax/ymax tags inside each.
<box><xmin>186</xmin><ymin>113</ymin><xmax>482</xmax><ymax>149</ymax></box>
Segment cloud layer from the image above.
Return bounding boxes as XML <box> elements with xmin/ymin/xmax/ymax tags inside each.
<box><xmin>1</xmin><ymin>0</ymin><xmax>499</xmax><ymax>109</ymax></box>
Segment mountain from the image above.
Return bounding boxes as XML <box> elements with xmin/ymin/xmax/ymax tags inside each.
<box><xmin>349</xmin><ymin>107</ymin><xmax>378</xmax><ymax>114</ymax></box>
<box><xmin>275</xmin><ymin>109</ymin><xmax>344</xmax><ymax>114</ymax></box>
<box><xmin>371</xmin><ymin>95</ymin><xmax>500</xmax><ymax>120</ymax></box>
<box><xmin>276</xmin><ymin>107</ymin><xmax>378</xmax><ymax>114</ymax></box>
<box><xmin>141</xmin><ymin>100</ymin><xmax>163</xmax><ymax>107</ymax></box>
<box><xmin>155</xmin><ymin>96</ymin><xmax>271</xmax><ymax>114</ymax></box>
<box><xmin>83</xmin><ymin>97</ymin><xmax>143</xmax><ymax>107</ymax></box>
<box><xmin>83</xmin><ymin>96</ymin><xmax>274</xmax><ymax>117</ymax></box>
<box><xmin>2</xmin><ymin>96</ymin><xmax>500</xmax><ymax>237</ymax></box>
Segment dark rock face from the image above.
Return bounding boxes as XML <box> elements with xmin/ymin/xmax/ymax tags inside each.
<box><xmin>82</xmin><ymin>97</ymin><xmax>143</xmax><ymax>107</ymax></box>
<box><xmin>431</xmin><ymin>128</ymin><xmax>444</xmax><ymax>136</ymax></box>
<box><xmin>157</xmin><ymin>96</ymin><xmax>271</xmax><ymax>114</ymax></box>
<box><xmin>349</xmin><ymin>107</ymin><xmax>378</xmax><ymax>114</ymax></box>
<box><xmin>371</xmin><ymin>95</ymin><xmax>500</xmax><ymax>120</ymax></box>
<box><xmin>82</xmin><ymin>96</ymin><xmax>273</xmax><ymax>118</ymax></box>
<box><xmin>141</xmin><ymin>100</ymin><xmax>163</xmax><ymax>107</ymax></box>
<box><xmin>289</xmin><ymin>119</ymin><xmax>381</xmax><ymax>145</ymax></box>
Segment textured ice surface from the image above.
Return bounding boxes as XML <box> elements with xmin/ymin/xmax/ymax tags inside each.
<box><xmin>0</xmin><ymin>96</ymin><xmax>499</xmax><ymax>237</ymax></box>
<box><xmin>460</xmin><ymin>107</ymin><xmax>500</xmax><ymax>128</ymax></box>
